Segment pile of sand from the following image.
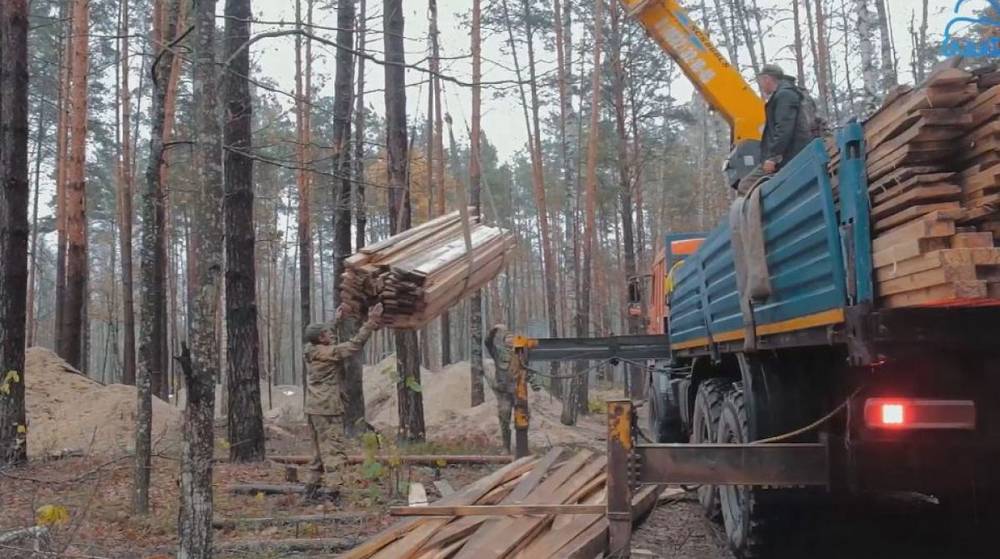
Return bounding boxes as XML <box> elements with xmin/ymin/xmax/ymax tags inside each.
<box><xmin>24</xmin><ymin>348</ymin><xmax>181</xmax><ymax>458</ymax></box>
<box><xmin>364</xmin><ymin>359</ymin><xmax>609</xmax><ymax>449</ymax></box>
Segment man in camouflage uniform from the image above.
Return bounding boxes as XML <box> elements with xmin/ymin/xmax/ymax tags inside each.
<box><xmin>303</xmin><ymin>303</ymin><xmax>384</xmax><ymax>497</ymax></box>
<box><xmin>485</xmin><ymin>325</ymin><xmax>544</xmax><ymax>452</ymax></box>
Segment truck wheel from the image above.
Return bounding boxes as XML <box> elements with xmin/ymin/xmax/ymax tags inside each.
<box><xmin>717</xmin><ymin>385</ymin><xmax>777</xmax><ymax>558</ymax></box>
<box><xmin>648</xmin><ymin>373</ymin><xmax>684</xmax><ymax>443</ymax></box>
<box><xmin>690</xmin><ymin>378</ymin><xmax>731</xmax><ymax>519</ymax></box>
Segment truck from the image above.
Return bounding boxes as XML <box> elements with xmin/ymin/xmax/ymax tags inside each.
<box><xmin>610</xmin><ymin>1</ymin><xmax>1000</xmax><ymax>557</ymax></box>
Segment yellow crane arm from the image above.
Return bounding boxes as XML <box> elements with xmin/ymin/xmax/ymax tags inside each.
<box><xmin>621</xmin><ymin>0</ymin><xmax>765</xmax><ymax>144</ymax></box>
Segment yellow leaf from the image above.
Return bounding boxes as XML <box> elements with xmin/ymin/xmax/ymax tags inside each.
<box><xmin>36</xmin><ymin>504</ymin><xmax>69</xmax><ymax>526</ymax></box>
<box><xmin>255</xmin><ymin>492</ymin><xmax>265</xmax><ymax>502</ymax></box>
<box><xmin>435</xmin><ymin>458</ymin><xmax>447</xmax><ymax>468</ymax></box>
<box><xmin>16</xmin><ymin>424</ymin><xmax>26</xmax><ymax>434</ymax></box>
<box><xmin>0</xmin><ymin>370</ymin><xmax>18</xmax><ymax>396</ymax></box>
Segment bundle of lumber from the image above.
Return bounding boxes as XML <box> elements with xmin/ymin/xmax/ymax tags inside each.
<box><xmin>831</xmin><ymin>65</ymin><xmax>1000</xmax><ymax>308</ymax></box>
<box><xmin>341</xmin><ymin>210</ymin><xmax>516</xmax><ymax>328</ymax></box>
<box><xmin>342</xmin><ymin>449</ymin><xmax>662</xmax><ymax>559</ymax></box>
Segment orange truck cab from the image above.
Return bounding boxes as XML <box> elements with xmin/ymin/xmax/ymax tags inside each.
<box><xmin>630</xmin><ymin>234</ymin><xmax>705</xmax><ymax>335</ymax></box>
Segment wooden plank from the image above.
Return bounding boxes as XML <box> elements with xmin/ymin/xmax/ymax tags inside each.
<box><xmin>871</xmin><ymin>212</ymin><xmax>956</xmax><ymax>253</ymax></box>
<box><xmin>407</xmin><ymin>449</ymin><xmax>565</xmax><ymax>558</ymax></box>
<box><xmin>870</xmin><ymin>184</ymin><xmax>962</xmax><ymax>220</ymax></box>
<box><xmin>878</xmin><ymin>264</ymin><xmax>978</xmax><ymax>296</ymax></box>
<box><xmin>869</xmin><ymin>170</ymin><xmax>955</xmax><ymax>195</ymax></box>
<box><xmin>451</xmin><ymin>454</ymin><xmax>605</xmax><ymax>559</ymax></box>
<box><xmin>961</xmin><ymin>165</ymin><xmax>1000</xmax><ymax>198</ymax></box>
<box><xmin>880</xmin><ymin>281</ymin><xmax>989</xmax><ymax>308</ymax></box>
<box><xmin>513</xmin><ymin>492</ymin><xmax>607</xmax><ymax>559</ymax></box>
<box><xmin>408</xmin><ymin>483</ymin><xmax>429</xmax><ymax>507</ymax></box>
<box><xmin>951</xmin><ymin>232</ymin><xmax>994</xmax><ymax>248</ymax></box>
<box><xmin>341</xmin><ymin>455</ymin><xmax>537</xmax><ymax>559</ymax></box>
<box><xmin>876</xmin><ymin>248</ymin><xmax>1000</xmax><ymax>282</ymax></box>
<box><xmin>874</xmin><ymin>202</ymin><xmax>963</xmax><ymax>233</ymax></box>
<box><xmin>550</xmin><ymin>486</ymin><xmax>664</xmax><ymax>559</ymax></box>
<box><xmin>873</xmin><ymin>237</ymin><xmax>952</xmax><ymax>269</ymax></box>
<box><xmin>389</xmin><ymin>504</ymin><xmax>608</xmax><ymax>517</ymax></box>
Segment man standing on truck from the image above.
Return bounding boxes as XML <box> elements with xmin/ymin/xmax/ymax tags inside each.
<box><xmin>738</xmin><ymin>64</ymin><xmax>820</xmax><ymax>194</ymax></box>
<box><xmin>302</xmin><ymin>303</ymin><xmax>384</xmax><ymax>499</ymax></box>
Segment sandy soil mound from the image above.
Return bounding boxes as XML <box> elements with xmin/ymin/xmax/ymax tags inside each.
<box><xmin>364</xmin><ymin>359</ymin><xmax>609</xmax><ymax>449</ymax></box>
<box><xmin>24</xmin><ymin>347</ymin><xmax>181</xmax><ymax>458</ymax></box>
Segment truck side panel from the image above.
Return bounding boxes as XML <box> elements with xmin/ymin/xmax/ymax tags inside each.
<box><xmin>669</xmin><ymin>140</ymin><xmax>849</xmax><ymax>350</ymax></box>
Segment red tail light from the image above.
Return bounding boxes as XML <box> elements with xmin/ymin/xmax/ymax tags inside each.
<box><xmin>864</xmin><ymin>398</ymin><xmax>976</xmax><ymax>430</ymax></box>
<box><xmin>880</xmin><ymin>403</ymin><xmax>904</xmax><ymax>425</ymax></box>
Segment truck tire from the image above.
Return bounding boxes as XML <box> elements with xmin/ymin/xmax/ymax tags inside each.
<box><xmin>717</xmin><ymin>385</ymin><xmax>780</xmax><ymax>558</ymax></box>
<box><xmin>690</xmin><ymin>378</ymin><xmax>731</xmax><ymax>519</ymax></box>
<box><xmin>648</xmin><ymin>372</ymin><xmax>684</xmax><ymax>443</ymax></box>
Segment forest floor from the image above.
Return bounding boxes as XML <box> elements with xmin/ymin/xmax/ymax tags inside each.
<box><xmin>8</xmin><ymin>349</ymin><xmax>990</xmax><ymax>557</ymax></box>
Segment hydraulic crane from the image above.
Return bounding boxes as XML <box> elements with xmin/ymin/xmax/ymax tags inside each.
<box><xmin>620</xmin><ymin>0</ymin><xmax>766</xmax><ymax>186</ymax></box>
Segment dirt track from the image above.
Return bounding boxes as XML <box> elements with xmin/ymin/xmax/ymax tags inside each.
<box><xmin>630</xmin><ymin>490</ymin><xmax>995</xmax><ymax>558</ymax></box>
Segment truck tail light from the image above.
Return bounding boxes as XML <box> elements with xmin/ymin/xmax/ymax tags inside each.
<box><xmin>863</xmin><ymin>398</ymin><xmax>976</xmax><ymax>430</ymax></box>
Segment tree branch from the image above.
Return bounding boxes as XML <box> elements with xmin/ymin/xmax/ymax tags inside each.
<box><xmin>225</xmin><ymin>29</ymin><xmax>527</xmax><ymax>88</ymax></box>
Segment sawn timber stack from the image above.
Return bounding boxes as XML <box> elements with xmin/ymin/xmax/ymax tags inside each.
<box><xmin>342</xmin><ymin>449</ymin><xmax>662</xmax><ymax>559</ymax></box>
<box><xmin>341</xmin><ymin>210</ymin><xmax>516</xmax><ymax>328</ymax></box>
<box><xmin>829</xmin><ymin>66</ymin><xmax>1000</xmax><ymax>308</ymax></box>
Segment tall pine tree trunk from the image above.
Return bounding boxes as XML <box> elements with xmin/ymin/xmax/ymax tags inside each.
<box><xmin>26</xmin><ymin>81</ymin><xmax>46</xmax><ymax>349</ymax></box>
<box><xmin>179</xmin><ymin>0</ymin><xmax>222</xmax><ymax>554</ymax></box>
<box><xmin>354</xmin><ymin>0</ymin><xmax>367</xmax><ymax>251</ymax></box>
<box><xmin>0</xmin><ymin>0</ymin><xmax>30</xmax><ymax>467</ymax></box>
<box><xmin>135</xmin><ymin>0</ymin><xmax>178</xmax><ymax>515</ymax></box>
<box><xmin>502</xmin><ymin>0</ymin><xmax>561</xmax><ymax>381</ymax></box>
<box><xmin>874</xmin><ymin>0</ymin><xmax>897</xmax><ymax>90</ymax></box>
<box><xmin>62</xmin><ymin>0</ymin><xmax>90</xmax><ymax>370</ymax></box>
<box><xmin>792</xmin><ymin>0</ymin><xmax>806</xmax><ymax>86</ymax></box>
<box><xmin>224</xmin><ymin>0</ymin><xmax>265</xmax><ymax>463</ymax></box>
<box><xmin>295</xmin><ymin>0</ymin><xmax>312</xmax><ymax>387</ymax></box>
<box><xmin>118</xmin><ymin>0</ymin><xmax>137</xmax><ymax>385</ymax></box>
<box><xmin>385</xmin><ymin>0</ymin><xmax>425</xmax><ymax>443</ymax></box>
<box><xmin>564</xmin><ymin>0</ymin><xmax>603</xmax><ymax>424</ymax></box>
<box><xmin>468</xmin><ymin>0</ymin><xmax>485</xmax><ymax>406</ymax></box>
<box><xmin>610</xmin><ymin>2</ymin><xmax>641</xmax><ymax>397</ymax></box>
<box><xmin>331</xmin><ymin>0</ymin><xmax>364</xmax><ymax>432</ymax></box>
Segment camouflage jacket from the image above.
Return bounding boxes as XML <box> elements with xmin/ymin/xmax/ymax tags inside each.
<box><xmin>488</xmin><ymin>331</ymin><xmax>516</xmax><ymax>395</ymax></box>
<box><xmin>304</xmin><ymin>318</ymin><xmax>379</xmax><ymax>416</ymax></box>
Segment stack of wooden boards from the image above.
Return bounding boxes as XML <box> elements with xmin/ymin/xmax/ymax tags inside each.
<box><xmin>341</xmin><ymin>210</ymin><xmax>516</xmax><ymax>328</ymax></box>
<box><xmin>342</xmin><ymin>449</ymin><xmax>662</xmax><ymax>559</ymax></box>
<box><xmin>829</xmin><ymin>66</ymin><xmax>1000</xmax><ymax>308</ymax></box>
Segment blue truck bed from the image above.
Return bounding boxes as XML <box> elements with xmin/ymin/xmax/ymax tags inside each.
<box><xmin>668</xmin><ymin>123</ymin><xmax>870</xmax><ymax>353</ymax></box>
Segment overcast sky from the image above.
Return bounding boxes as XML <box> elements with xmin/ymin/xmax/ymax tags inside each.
<box><xmin>249</xmin><ymin>0</ymin><xmax>962</xmax><ymax>162</ymax></box>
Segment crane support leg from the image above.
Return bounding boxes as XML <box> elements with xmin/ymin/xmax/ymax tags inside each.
<box><xmin>607</xmin><ymin>399</ymin><xmax>635</xmax><ymax>557</ymax></box>
<box><xmin>512</xmin><ymin>350</ymin><xmax>530</xmax><ymax>458</ymax></box>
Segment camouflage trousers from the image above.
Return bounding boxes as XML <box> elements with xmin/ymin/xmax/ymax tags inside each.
<box><xmin>307</xmin><ymin>414</ymin><xmax>349</xmax><ymax>489</ymax></box>
<box><xmin>496</xmin><ymin>391</ymin><xmax>514</xmax><ymax>453</ymax></box>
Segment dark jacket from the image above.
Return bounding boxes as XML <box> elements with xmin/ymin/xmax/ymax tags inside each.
<box><xmin>761</xmin><ymin>77</ymin><xmax>813</xmax><ymax>168</ymax></box>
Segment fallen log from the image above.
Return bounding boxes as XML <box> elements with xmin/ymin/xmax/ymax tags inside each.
<box><xmin>267</xmin><ymin>454</ymin><xmax>514</xmax><ymax>466</ymax></box>
<box><xmin>227</xmin><ymin>483</ymin><xmax>338</xmax><ymax>499</ymax></box>
<box><xmin>214</xmin><ymin>537</ymin><xmax>358</xmax><ymax>555</ymax></box>
<box><xmin>213</xmin><ymin>513</ymin><xmax>372</xmax><ymax>529</ymax></box>
<box><xmin>389</xmin><ymin>504</ymin><xmax>607</xmax><ymax>517</ymax></box>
